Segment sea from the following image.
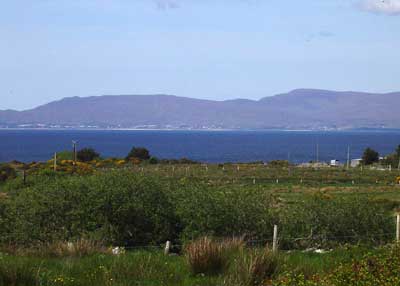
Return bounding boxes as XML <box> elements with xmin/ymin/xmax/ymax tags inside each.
<box><xmin>0</xmin><ymin>129</ymin><xmax>400</xmax><ymax>164</ymax></box>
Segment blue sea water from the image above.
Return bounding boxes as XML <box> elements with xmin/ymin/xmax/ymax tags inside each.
<box><xmin>0</xmin><ymin>129</ymin><xmax>399</xmax><ymax>163</ymax></box>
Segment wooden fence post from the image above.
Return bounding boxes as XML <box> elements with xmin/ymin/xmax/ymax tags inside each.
<box><xmin>54</xmin><ymin>152</ymin><xmax>57</xmax><ymax>172</ymax></box>
<box><xmin>272</xmin><ymin>225</ymin><xmax>278</xmax><ymax>252</ymax></box>
<box><xmin>164</xmin><ymin>241</ymin><xmax>171</xmax><ymax>255</ymax></box>
<box><xmin>397</xmin><ymin>214</ymin><xmax>400</xmax><ymax>243</ymax></box>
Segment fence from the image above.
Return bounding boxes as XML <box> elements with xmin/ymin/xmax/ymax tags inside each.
<box><xmin>113</xmin><ymin>214</ymin><xmax>400</xmax><ymax>255</ymax></box>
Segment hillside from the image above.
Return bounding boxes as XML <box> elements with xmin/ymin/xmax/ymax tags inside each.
<box><xmin>1</xmin><ymin>89</ymin><xmax>399</xmax><ymax>130</ymax></box>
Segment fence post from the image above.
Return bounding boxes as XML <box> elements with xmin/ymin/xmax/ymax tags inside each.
<box><xmin>164</xmin><ymin>241</ymin><xmax>171</xmax><ymax>255</ymax></box>
<box><xmin>23</xmin><ymin>169</ymin><xmax>26</xmax><ymax>185</ymax></box>
<box><xmin>54</xmin><ymin>152</ymin><xmax>57</xmax><ymax>172</ymax></box>
<box><xmin>397</xmin><ymin>214</ymin><xmax>400</xmax><ymax>243</ymax></box>
<box><xmin>272</xmin><ymin>225</ymin><xmax>278</xmax><ymax>252</ymax></box>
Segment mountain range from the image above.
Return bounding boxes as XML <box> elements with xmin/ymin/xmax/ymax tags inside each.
<box><xmin>1</xmin><ymin>89</ymin><xmax>399</xmax><ymax>130</ymax></box>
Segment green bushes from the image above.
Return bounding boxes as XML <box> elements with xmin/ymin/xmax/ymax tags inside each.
<box><xmin>279</xmin><ymin>194</ymin><xmax>394</xmax><ymax>249</ymax></box>
<box><xmin>77</xmin><ymin>148</ymin><xmax>100</xmax><ymax>162</ymax></box>
<box><xmin>173</xmin><ymin>184</ymin><xmax>275</xmax><ymax>241</ymax></box>
<box><xmin>0</xmin><ymin>170</ymin><xmax>397</xmax><ymax>249</ymax></box>
<box><xmin>1</xmin><ymin>172</ymin><xmax>178</xmax><ymax>246</ymax></box>
<box><xmin>126</xmin><ymin>147</ymin><xmax>150</xmax><ymax>160</ymax></box>
<box><xmin>0</xmin><ymin>164</ymin><xmax>16</xmax><ymax>182</ymax></box>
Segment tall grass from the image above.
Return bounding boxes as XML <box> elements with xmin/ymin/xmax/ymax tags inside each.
<box><xmin>185</xmin><ymin>236</ymin><xmax>229</xmax><ymax>276</ymax></box>
<box><xmin>44</xmin><ymin>239</ymin><xmax>111</xmax><ymax>257</ymax></box>
<box><xmin>226</xmin><ymin>248</ymin><xmax>281</xmax><ymax>286</ymax></box>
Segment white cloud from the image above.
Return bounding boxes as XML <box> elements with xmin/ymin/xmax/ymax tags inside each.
<box><xmin>360</xmin><ymin>0</ymin><xmax>400</xmax><ymax>15</ymax></box>
<box><xmin>154</xmin><ymin>0</ymin><xmax>179</xmax><ymax>10</ymax></box>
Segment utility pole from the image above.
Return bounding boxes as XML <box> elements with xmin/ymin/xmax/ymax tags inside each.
<box><xmin>316</xmin><ymin>142</ymin><xmax>319</xmax><ymax>163</ymax></box>
<box><xmin>72</xmin><ymin>141</ymin><xmax>78</xmax><ymax>165</ymax></box>
<box><xmin>347</xmin><ymin>145</ymin><xmax>350</xmax><ymax>170</ymax></box>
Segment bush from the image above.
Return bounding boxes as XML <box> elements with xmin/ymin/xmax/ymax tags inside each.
<box><xmin>77</xmin><ymin>148</ymin><xmax>100</xmax><ymax>162</ymax></box>
<box><xmin>0</xmin><ymin>165</ymin><xmax>16</xmax><ymax>182</ymax></box>
<box><xmin>173</xmin><ymin>184</ymin><xmax>275</xmax><ymax>241</ymax></box>
<box><xmin>2</xmin><ymin>172</ymin><xmax>178</xmax><ymax>246</ymax></box>
<box><xmin>126</xmin><ymin>147</ymin><xmax>150</xmax><ymax>161</ymax></box>
<box><xmin>279</xmin><ymin>194</ymin><xmax>394</xmax><ymax>249</ymax></box>
<box><xmin>268</xmin><ymin>160</ymin><xmax>289</xmax><ymax>168</ymax></box>
<box><xmin>149</xmin><ymin>157</ymin><xmax>159</xmax><ymax>164</ymax></box>
<box><xmin>56</xmin><ymin>151</ymin><xmax>74</xmax><ymax>161</ymax></box>
<box><xmin>185</xmin><ymin>236</ymin><xmax>229</xmax><ymax>276</ymax></box>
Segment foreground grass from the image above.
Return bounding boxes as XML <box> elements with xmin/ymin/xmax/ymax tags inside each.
<box><xmin>0</xmin><ymin>246</ymin><xmax>388</xmax><ymax>286</ymax></box>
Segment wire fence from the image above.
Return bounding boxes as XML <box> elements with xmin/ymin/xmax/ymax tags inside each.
<box><xmin>110</xmin><ymin>231</ymin><xmax>398</xmax><ymax>253</ymax></box>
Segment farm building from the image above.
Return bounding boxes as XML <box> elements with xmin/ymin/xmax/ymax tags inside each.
<box><xmin>330</xmin><ymin>160</ymin><xmax>341</xmax><ymax>167</ymax></box>
<box><xmin>351</xmin><ymin>159</ymin><xmax>362</xmax><ymax>167</ymax></box>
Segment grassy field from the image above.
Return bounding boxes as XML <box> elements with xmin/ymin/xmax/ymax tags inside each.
<box><xmin>1</xmin><ymin>160</ymin><xmax>400</xmax><ymax>285</ymax></box>
<box><xmin>0</xmin><ymin>244</ymin><xmax>396</xmax><ymax>286</ymax></box>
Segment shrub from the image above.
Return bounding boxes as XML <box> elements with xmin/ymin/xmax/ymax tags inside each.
<box><xmin>126</xmin><ymin>147</ymin><xmax>150</xmax><ymax>160</ymax></box>
<box><xmin>174</xmin><ymin>184</ymin><xmax>274</xmax><ymax>241</ymax></box>
<box><xmin>279</xmin><ymin>194</ymin><xmax>394</xmax><ymax>249</ymax></box>
<box><xmin>185</xmin><ymin>236</ymin><xmax>229</xmax><ymax>276</ymax></box>
<box><xmin>0</xmin><ymin>164</ymin><xmax>16</xmax><ymax>182</ymax></box>
<box><xmin>149</xmin><ymin>157</ymin><xmax>159</xmax><ymax>164</ymax></box>
<box><xmin>77</xmin><ymin>148</ymin><xmax>100</xmax><ymax>162</ymax></box>
<box><xmin>56</xmin><ymin>151</ymin><xmax>74</xmax><ymax>161</ymax></box>
<box><xmin>3</xmin><ymin>172</ymin><xmax>178</xmax><ymax>247</ymax></box>
<box><xmin>268</xmin><ymin>160</ymin><xmax>289</xmax><ymax>168</ymax></box>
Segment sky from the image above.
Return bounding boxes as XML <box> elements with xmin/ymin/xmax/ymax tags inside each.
<box><xmin>1</xmin><ymin>0</ymin><xmax>399</xmax><ymax>110</ymax></box>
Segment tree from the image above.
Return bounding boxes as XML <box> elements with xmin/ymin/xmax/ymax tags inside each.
<box><xmin>126</xmin><ymin>147</ymin><xmax>150</xmax><ymax>161</ymax></box>
<box><xmin>362</xmin><ymin>147</ymin><xmax>379</xmax><ymax>165</ymax></box>
<box><xmin>77</xmin><ymin>148</ymin><xmax>100</xmax><ymax>162</ymax></box>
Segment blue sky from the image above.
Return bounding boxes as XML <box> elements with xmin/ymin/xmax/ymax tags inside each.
<box><xmin>1</xmin><ymin>0</ymin><xmax>399</xmax><ymax>110</ymax></box>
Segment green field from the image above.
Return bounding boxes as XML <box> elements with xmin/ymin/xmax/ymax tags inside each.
<box><xmin>1</xmin><ymin>160</ymin><xmax>400</xmax><ymax>285</ymax></box>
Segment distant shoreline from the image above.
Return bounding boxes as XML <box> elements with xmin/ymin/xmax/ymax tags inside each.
<box><xmin>0</xmin><ymin>128</ymin><xmax>400</xmax><ymax>132</ymax></box>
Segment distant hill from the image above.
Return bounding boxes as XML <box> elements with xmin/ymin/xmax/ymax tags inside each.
<box><xmin>1</xmin><ymin>89</ymin><xmax>399</xmax><ymax>130</ymax></box>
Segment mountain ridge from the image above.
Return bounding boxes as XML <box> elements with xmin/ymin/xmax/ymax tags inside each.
<box><xmin>1</xmin><ymin>89</ymin><xmax>399</xmax><ymax>130</ymax></box>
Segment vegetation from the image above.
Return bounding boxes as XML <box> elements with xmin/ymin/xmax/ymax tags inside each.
<box><xmin>126</xmin><ymin>146</ymin><xmax>150</xmax><ymax>161</ymax></box>
<box><xmin>77</xmin><ymin>148</ymin><xmax>100</xmax><ymax>162</ymax></box>
<box><xmin>0</xmin><ymin>243</ymin><xmax>399</xmax><ymax>286</ymax></box>
<box><xmin>0</xmin><ymin>145</ymin><xmax>399</xmax><ymax>285</ymax></box>
<box><xmin>185</xmin><ymin>236</ymin><xmax>230</xmax><ymax>276</ymax></box>
<box><xmin>0</xmin><ymin>164</ymin><xmax>16</xmax><ymax>182</ymax></box>
<box><xmin>362</xmin><ymin>147</ymin><xmax>379</xmax><ymax>165</ymax></box>
<box><xmin>382</xmin><ymin>144</ymin><xmax>400</xmax><ymax>168</ymax></box>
